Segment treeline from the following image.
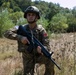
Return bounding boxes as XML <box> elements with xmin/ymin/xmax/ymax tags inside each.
<box><xmin>0</xmin><ymin>0</ymin><xmax>76</xmax><ymax>37</ymax></box>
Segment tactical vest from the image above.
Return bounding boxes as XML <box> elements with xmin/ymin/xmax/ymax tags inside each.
<box><xmin>17</xmin><ymin>24</ymin><xmax>44</xmax><ymax>52</ymax></box>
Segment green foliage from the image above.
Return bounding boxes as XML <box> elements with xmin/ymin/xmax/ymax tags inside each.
<box><xmin>2</xmin><ymin>2</ymin><xmax>10</xmax><ymax>8</ymax></box>
<box><xmin>72</xmin><ymin>6</ymin><xmax>76</xmax><ymax>17</ymax></box>
<box><xmin>67</xmin><ymin>16</ymin><xmax>76</xmax><ymax>32</ymax></box>
<box><xmin>0</xmin><ymin>0</ymin><xmax>76</xmax><ymax>34</ymax></box>
<box><xmin>0</xmin><ymin>9</ymin><xmax>14</xmax><ymax>37</ymax></box>
<box><xmin>14</xmin><ymin>0</ymin><xmax>31</xmax><ymax>11</ymax></box>
<box><xmin>45</xmin><ymin>2</ymin><xmax>60</xmax><ymax>20</ymax></box>
<box><xmin>9</xmin><ymin>11</ymin><xmax>24</xmax><ymax>24</ymax></box>
<box><xmin>16</xmin><ymin>17</ymin><xmax>27</xmax><ymax>25</ymax></box>
<box><xmin>48</xmin><ymin>13</ymin><xmax>68</xmax><ymax>33</ymax></box>
<box><xmin>13</xmin><ymin>6</ymin><xmax>21</xmax><ymax>12</ymax></box>
<box><xmin>37</xmin><ymin>17</ymin><xmax>49</xmax><ymax>29</ymax></box>
<box><xmin>32</xmin><ymin>1</ymin><xmax>49</xmax><ymax>16</ymax></box>
<box><xmin>65</xmin><ymin>12</ymin><xmax>76</xmax><ymax>32</ymax></box>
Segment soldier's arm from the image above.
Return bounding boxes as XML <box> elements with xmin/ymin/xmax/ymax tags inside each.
<box><xmin>41</xmin><ymin>27</ymin><xmax>51</xmax><ymax>51</ymax></box>
<box><xmin>36</xmin><ymin>25</ymin><xmax>51</xmax><ymax>53</ymax></box>
<box><xmin>4</xmin><ymin>26</ymin><xmax>30</xmax><ymax>44</ymax></box>
<box><xmin>4</xmin><ymin>26</ymin><xmax>23</xmax><ymax>41</ymax></box>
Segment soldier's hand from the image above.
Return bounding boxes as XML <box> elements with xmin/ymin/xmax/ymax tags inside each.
<box><xmin>37</xmin><ymin>46</ymin><xmax>43</xmax><ymax>55</ymax></box>
<box><xmin>21</xmin><ymin>37</ymin><xmax>30</xmax><ymax>44</ymax></box>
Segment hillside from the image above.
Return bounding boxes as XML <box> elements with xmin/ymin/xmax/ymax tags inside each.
<box><xmin>0</xmin><ymin>33</ymin><xmax>76</xmax><ymax>75</ymax></box>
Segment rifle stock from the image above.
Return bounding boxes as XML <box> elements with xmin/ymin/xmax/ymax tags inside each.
<box><xmin>17</xmin><ymin>25</ymin><xmax>61</xmax><ymax>70</ymax></box>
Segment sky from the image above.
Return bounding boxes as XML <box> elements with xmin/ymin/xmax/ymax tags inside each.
<box><xmin>32</xmin><ymin>0</ymin><xmax>76</xmax><ymax>9</ymax></box>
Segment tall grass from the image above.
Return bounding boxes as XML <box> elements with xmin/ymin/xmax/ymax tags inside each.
<box><xmin>0</xmin><ymin>33</ymin><xmax>76</xmax><ymax>75</ymax></box>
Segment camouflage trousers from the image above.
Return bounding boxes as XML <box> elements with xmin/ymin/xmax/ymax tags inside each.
<box><xmin>22</xmin><ymin>52</ymin><xmax>55</xmax><ymax>75</ymax></box>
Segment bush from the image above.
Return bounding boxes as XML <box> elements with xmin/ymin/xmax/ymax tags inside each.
<box><xmin>0</xmin><ymin>8</ymin><xmax>14</xmax><ymax>37</ymax></box>
<box><xmin>48</xmin><ymin>13</ymin><xmax>68</xmax><ymax>33</ymax></box>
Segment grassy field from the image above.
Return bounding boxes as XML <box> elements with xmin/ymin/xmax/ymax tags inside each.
<box><xmin>0</xmin><ymin>33</ymin><xmax>76</xmax><ymax>75</ymax></box>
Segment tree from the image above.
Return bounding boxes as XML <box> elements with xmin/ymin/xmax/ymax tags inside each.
<box><xmin>48</xmin><ymin>13</ymin><xmax>68</xmax><ymax>33</ymax></box>
<box><xmin>0</xmin><ymin>9</ymin><xmax>14</xmax><ymax>37</ymax></box>
<box><xmin>67</xmin><ymin>13</ymin><xmax>76</xmax><ymax>32</ymax></box>
<box><xmin>72</xmin><ymin>6</ymin><xmax>76</xmax><ymax>17</ymax></box>
<box><xmin>9</xmin><ymin>11</ymin><xmax>24</xmax><ymax>24</ymax></box>
<box><xmin>15</xmin><ymin>0</ymin><xmax>31</xmax><ymax>11</ymax></box>
<box><xmin>45</xmin><ymin>2</ymin><xmax>60</xmax><ymax>20</ymax></box>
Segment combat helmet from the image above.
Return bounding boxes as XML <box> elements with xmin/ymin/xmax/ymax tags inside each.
<box><xmin>24</xmin><ymin>6</ymin><xmax>40</xmax><ymax>19</ymax></box>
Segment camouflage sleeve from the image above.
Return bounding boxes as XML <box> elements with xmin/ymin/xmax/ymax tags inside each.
<box><xmin>4</xmin><ymin>26</ymin><xmax>23</xmax><ymax>41</ymax></box>
<box><xmin>40</xmin><ymin>26</ymin><xmax>51</xmax><ymax>51</ymax></box>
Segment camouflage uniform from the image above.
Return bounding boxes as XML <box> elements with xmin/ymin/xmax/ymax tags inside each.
<box><xmin>4</xmin><ymin>24</ymin><xmax>54</xmax><ymax>75</ymax></box>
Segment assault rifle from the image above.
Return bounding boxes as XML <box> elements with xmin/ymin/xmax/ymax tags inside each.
<box><xmin>17</xmin><ymin>25</ymin><xmax>61</xmax><ymax>70</ymax></box>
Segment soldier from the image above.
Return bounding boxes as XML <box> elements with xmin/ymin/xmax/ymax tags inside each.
<box><xmin>4</xmin><ymin>6</ymin><xmax>54</xmax><ymax>75</ymax></box>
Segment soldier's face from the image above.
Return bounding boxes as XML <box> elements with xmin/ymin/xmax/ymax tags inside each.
<box><xmin>26</xmin><ymin>12</ymin><xmax>38</xmax><ymax>23</ymax></box>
